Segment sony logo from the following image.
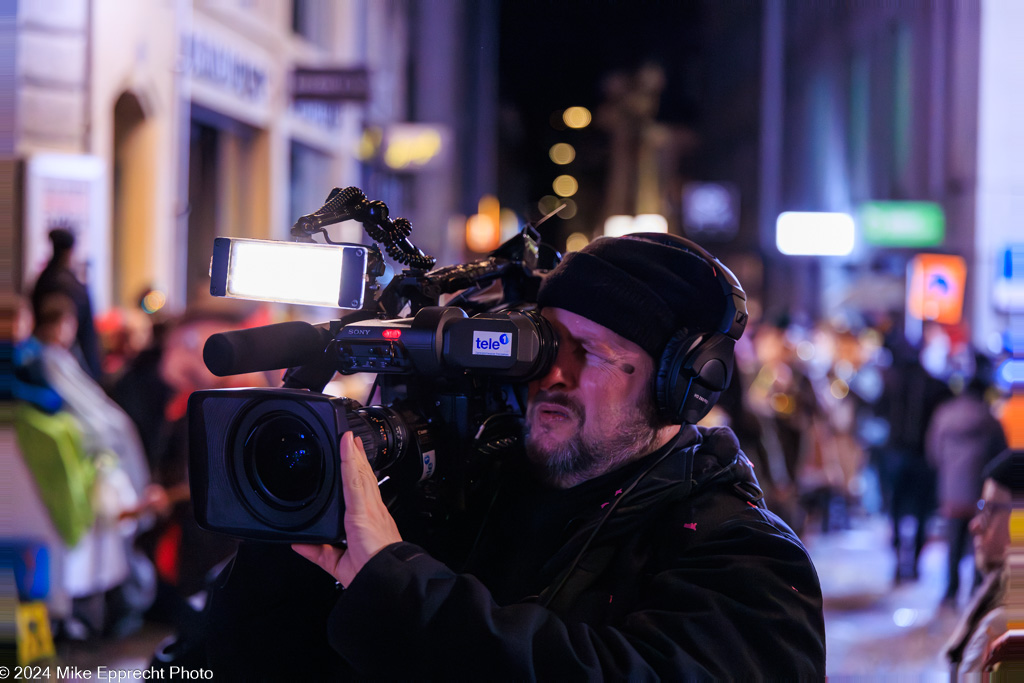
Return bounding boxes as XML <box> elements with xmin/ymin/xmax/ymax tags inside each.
<box><xmin>346</xmin><ymin>329</ymin><xmax>372</xmax><ymax>335</ymax></box>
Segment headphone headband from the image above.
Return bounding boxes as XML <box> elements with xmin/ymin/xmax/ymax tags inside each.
<box><xmin>626</xmin><ymin>234</ymin><xmax>748</xmax><ymax>425</ymax></box>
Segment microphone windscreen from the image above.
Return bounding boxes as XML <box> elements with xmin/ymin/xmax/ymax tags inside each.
<box><xmin>203</xmin><ymin>321</ymin><xmax>329</xmax><ymax>377</ymax></box>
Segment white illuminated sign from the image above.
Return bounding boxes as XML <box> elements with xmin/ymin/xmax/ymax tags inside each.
<box><xmin>775</xmin><ymin>211</ymin><xmax>855</xmax><ymax>256</ymax></box>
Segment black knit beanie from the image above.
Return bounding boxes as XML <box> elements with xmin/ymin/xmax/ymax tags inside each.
<box><xmin>983</xmin><ymin>449</ymin><xmax>1022</xmax><ymax>494</ymax></box>
<box><xmin>537</xmin><ymin>234</ymin><xmax>729</xmax><ymax>361</ymax></box>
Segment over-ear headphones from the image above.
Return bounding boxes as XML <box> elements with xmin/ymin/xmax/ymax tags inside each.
<box><xmin>646</xmin><ymin>235</ymin><xmax>748</xmax><ymax>425</ymax></box>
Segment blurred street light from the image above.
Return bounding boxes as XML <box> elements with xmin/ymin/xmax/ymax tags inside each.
<box><xmin>562</xmin><ymin>106</ymin><xmax>592</xmax><ymax>129</ymax></box>
<box><xmin>552</xmin><ymin>174</ymin><xmax>578</xmax><ymax>197</ymax></box>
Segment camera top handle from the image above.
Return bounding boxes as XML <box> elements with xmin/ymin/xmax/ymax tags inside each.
<box><xmin>291</xmin><ymin>186</ymin><xmax>436</xmax><ymax>272</ymax></box>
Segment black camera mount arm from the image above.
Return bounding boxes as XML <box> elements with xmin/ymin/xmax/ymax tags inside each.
<box><xmin>374</xmin><ymin>222</ymin><xmax>561</xmax><ymax>317</ymax></box>
<box><xmin>291</xmin><ymin>186</ymin><xmax>436</xmax><ymax>272</ymax></box>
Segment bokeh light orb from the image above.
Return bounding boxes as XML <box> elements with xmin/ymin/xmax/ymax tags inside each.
<box><xmin>537</xmin><ymin>195</ymin><xmax>562</xmax><ymax>216</ymax></box>
<box><xmin>552</xmin><ymin>174</ymin><xmax>578</xmax><ymax>197</ymax></box>
<box><xmin>559</xmin><ymin>198</ymin><xmax>578</xmax><ymax>219</ymax></box>
<box><xmin>562</xmin><ymin>106</ymin><xmax>592</xmax><ymax>129</ymax></box>
<box><xmin>565</xmin><ymin>232</ymin><xmax>589</xmax><ymax>253</ymax></box>
<box><xmin>549</xmin><ymin>143</ymin><xmax>576</xmax><ymax>165</ymax></box>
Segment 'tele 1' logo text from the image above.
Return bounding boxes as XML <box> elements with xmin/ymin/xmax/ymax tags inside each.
<box><xmin>472</xmin><ymin>331</ymin><xmax>512</xmax><ymax>357</ymax></box>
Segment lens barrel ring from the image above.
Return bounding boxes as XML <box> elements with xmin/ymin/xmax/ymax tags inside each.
<box><xmin>229</xmin><ymin>398</ymin><xmax>338</xmax><ymax>531</ymax></box>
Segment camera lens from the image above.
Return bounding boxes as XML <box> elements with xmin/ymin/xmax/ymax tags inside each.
<box><xmin>244</xmin><ymin>412</ymin><xmax>324</xmax><ymax>505</ymax></box>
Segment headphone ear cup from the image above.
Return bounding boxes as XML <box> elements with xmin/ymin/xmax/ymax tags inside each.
<box><xmin>655</xmin><ymin>331</ymin><xmax>737</xmax><ymax>424</ymax></box>
<box><xmin>655</xmin><ymin>331</ymin><xmax>700</xmax><ymax>424</ymax></box>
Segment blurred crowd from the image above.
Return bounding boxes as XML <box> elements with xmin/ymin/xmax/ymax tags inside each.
<box><xmin>705</xmin><ymin>308</ymin><xmax>1013</xmax><ymax>600</ymax></box>
<box><xmin>13</xmin><ymin>229</ymin><xmax>276</xmax><ymax>644</ymax></box>
<box><xmin>11</xmin><ymin>229</ymin><xmax>1019</xmax><ymax>673</ymax></box>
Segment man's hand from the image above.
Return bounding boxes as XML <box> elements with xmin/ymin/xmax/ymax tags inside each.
<box><xmin>292</xmin><ymin>431</ymin><xmax>403</xmax><ymax>586</ymax></box>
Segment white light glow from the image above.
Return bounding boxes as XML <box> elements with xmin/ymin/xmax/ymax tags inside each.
<box><xmin>602</xmin><ymin>214</ymin><xmax>669</xmax><ymax>238</ymax></box>
<box><xmin>776</xmin><ymin>211</ymin><xmax>855</xmax><ymax>256</ymax></box>
<box><xmin>892</xmin><ymin>608</ymin><xmax>918</xmax><ymax>628</ymax></box>
<box><xmin>633</xmin><ymin>214</ymin><xmax>669</xmax><ymax>233</ymax></box>
<box><xmin>603</xmin><ymin>215</ymin><xmax>637</xmax><ymax>238</ymax></box>
<box><xmin>227</xmin><ymin>240</ymin><xmax>360</xmax><ymax>308</ymax></box>
<box><xmin>998</xmin><ymin>358</ymin><xmax>1024</xmax><ymax>386</ymax></box>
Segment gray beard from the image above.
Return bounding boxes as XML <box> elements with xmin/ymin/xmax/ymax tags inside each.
<box><xmin>524</xmin><ymin>394</ymin><xmax>663</xmax><ymax>488</ymax></box>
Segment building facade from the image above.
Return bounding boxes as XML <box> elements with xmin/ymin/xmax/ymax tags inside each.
<box><xmin>14</xmin><ymin>0</ymin><xmax>497</xmax><ymax>315</ymax></box>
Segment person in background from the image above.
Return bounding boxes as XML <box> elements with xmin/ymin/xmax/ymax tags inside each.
<box><xmin>14</xmin><ymin>292</ymin><xmax>164</xmax><ymax>638</ymax></box>
<box><xmin>30</xmin><ymin>227</ymin><xmax>103</xmax><ymax>380</ymax></box>
<box><xmin>130</xmin><ymin>308</ymin><xmax>271</xmax><ymax>663</ymax></box>
<box><xmin>745</xmin><ymin>317</ymin><xmax>819</xmax><ymax>535</ymax></box>
<box><xmin>877</xmin><ymin>340</ymin><xmax>952</xmax><ymax>583</ymax></box>
<box><xmin>926</xmin><ymin>355</ymin><xmax>1008</xmax><ymax>605</ymax></box>
<box><xmin>944</xmin><ymin>449</ymin><xmax>1020</xmax><ymax>677</ymax></box>
<box><xmin>21</xmin><ymin>293</ymin><xmax>153</xmax><ymax>499</ymax></box>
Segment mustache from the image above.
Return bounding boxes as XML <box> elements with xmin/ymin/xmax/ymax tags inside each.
<box><xmin>529</xmin><ymin>391</ymin><xmax>584</xmax><ymax>421</ymax></box>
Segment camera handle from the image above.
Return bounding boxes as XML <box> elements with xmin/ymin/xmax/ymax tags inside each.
<box><xmin>291</xmin><ymin>186</ymin><xmax>436</xmax><ymax>271</ymax></box>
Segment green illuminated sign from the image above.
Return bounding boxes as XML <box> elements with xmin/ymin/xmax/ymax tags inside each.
<box><xmin>859</xmin><ymin>201</ymin><xmax>945</xmax><ymax>247</ymax></box>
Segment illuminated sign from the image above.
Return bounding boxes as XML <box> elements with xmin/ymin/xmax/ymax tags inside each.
<box><xmin>776</xmin><ymin>212</ymin><xmax>854</xmax><ymax>256</ymax></box>
<box><xmin>906</xmin><ymin>253</ymin><xmax>967</xmax><ymax>324</ymax></box>
<box><xmin>383</xmin><ymin>124</ymin><xmax>448</xmax><ymax>171</ymax></box>
<box><xmin>994</xmin><ymin>244</ymin><xmax>1024</xmax><ymax>312</ymax></box>
<box><xmin>859</xmin><ymin>201</ymin><xmax>944</xmax><ymax>247</ymax></box>
<box><xmin>682</xmin><ymin>182</ymin><xmax>739</xmax><ymax>241</ymax></box>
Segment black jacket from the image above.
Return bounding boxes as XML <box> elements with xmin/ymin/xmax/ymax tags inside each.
<box><xmin>205</xmin><ymin>425</ymin><xmax>826</xmax><ymax>680</ymax></box>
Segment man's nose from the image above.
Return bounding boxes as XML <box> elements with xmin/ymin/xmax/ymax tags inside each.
<box><xmin>535</xmin><ymin>344</ymin><xmax>577</xmax><ymax>393</ymax></box>
<box><xmin>969</xmin><ymin>514</ymin><xmax>982</xmax><ymax>536</ymax></box>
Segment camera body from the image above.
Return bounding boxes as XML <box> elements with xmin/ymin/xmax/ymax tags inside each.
<box><xmin>187</xmin><ymin>190</ymin><xmax>561</xmax><ymax>543</ymax></box>
<box><xmin>188</xmin><ymin>308</ymin><xmax>557</xmax><ymax>543</ymax></box>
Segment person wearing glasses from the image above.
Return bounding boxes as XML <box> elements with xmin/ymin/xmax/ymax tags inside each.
<box><xmin>944</xmin><ymin>449</ymin><xmax>1020</xmax><ymax>677</ymax></box>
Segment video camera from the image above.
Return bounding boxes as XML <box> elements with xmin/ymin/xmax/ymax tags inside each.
<box><xmin>188</xmin><ymin>187</ymin><xmax>562</xmax><ymax>543</ymax></box>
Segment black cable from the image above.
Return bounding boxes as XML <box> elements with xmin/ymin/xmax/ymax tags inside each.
<box><xmin>540</xmin><ymin>432</ymin><xmax>693</xmax><ymax>608</ymax></box>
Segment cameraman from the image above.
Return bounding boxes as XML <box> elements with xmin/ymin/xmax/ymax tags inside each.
<box><xmin>206</xmin><ymin>234</ymin><xmax>826</xmax><ymax>679</ymax></box>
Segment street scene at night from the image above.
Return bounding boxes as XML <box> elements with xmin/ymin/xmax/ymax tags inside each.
<box><xmin>5</xmin><ymin>0</ymin><xmax>1023</xmax><ymax>679</ymax></box>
